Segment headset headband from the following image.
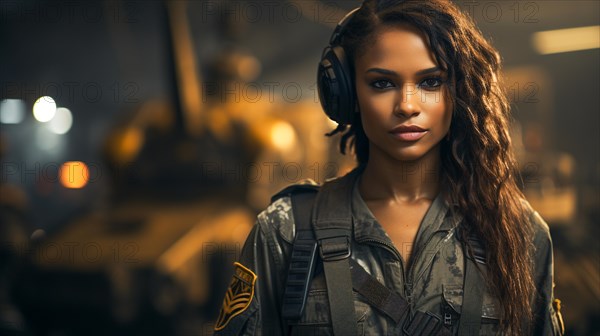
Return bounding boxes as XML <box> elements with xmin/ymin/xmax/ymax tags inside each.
<box><xmin>329</xmin><ymin>7</ymin><xmax>361</xmax><ymax>45</ymax></box>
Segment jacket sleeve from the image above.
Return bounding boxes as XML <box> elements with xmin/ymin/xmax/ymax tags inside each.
<box><xmin>213</xmin><ymin>218</ymin><xmax>289</xmax><ymax>335</ymax></box>
<box><xmin>529</xmin><ymin>209</ymin><xmax>565</xmax><ymax>335</ymax></box>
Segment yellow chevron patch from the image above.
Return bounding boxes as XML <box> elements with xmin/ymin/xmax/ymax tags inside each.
<box><xmin>214</xmin><ymin>262</ymin><xmax>257</xmax><ymax>331</ymax></box>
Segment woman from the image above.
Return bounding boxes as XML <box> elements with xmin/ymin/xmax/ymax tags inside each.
<box><xmin>214</xmin><ymin>0</ymin><xmax>564</xmax><ymax>335</ymax></box>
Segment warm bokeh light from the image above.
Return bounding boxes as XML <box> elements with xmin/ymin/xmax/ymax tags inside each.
<box><xmin>270</xmin><ymin>120</ymin><xmax>296</xmax><ymax>152</ymax></box>
<box><xmin>0</xmin><ymin>99</ymin><xmax>26</xmax><ymax>124</ymax></box>
<box><xmin>236</xmin><ymin>55</ymin><xmax>262</xmax><ymax>82</ymax></box>
<box><xmin>59</xmin><ymin>161</ymin><xmax>89</xmax><ymax>189</ymax></box>
<box><xmin>48</xmin><ymin>107</ymin><xmax>73</xmax><ymax>134</ymax></box>
<box><xmin>33</xmin><ymin>96</ymin><xmax>57</xmax><ymax>122</ymax></box>
<box><xmin>533</xmin><ymin>25</ymin><xmax>600</xmax><ymax>55</ymax></box>
<box><xmin>119</xmin><ymin>127</ymin><xmax>144</xmax><ymax>162</ymax></box>
<box><xmin>104</xmin><ymin>126</ymin><xmax>145</xmax><ymax>164</ymax></box>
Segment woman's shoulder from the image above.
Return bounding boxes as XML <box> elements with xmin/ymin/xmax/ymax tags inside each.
<box><xmin>256</xmin><ymin>178</ymin><xmax>321</xmax><ymax>244</ymax></box>
<box><xmin>519</xmin><ymin>197</ymin><xmax>554</xmax><ymax>253</ymax></box>
<box><xmin>256</xmin><ymin>195</ymin><xmax>295</xmax><ymax>243</ymax></box>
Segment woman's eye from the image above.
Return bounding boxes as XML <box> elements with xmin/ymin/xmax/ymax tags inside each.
<box><xmin>419</xmin><ymin>77</ymin><xmax>444</xmax><ymax>90</ymax></box>
<box><xmin>370</xmin><ymin>79</ymin><xmax>394</xmax><ymax>90</ymax></box>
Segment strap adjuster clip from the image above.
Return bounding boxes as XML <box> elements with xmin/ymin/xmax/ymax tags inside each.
<box><xmin>318</xmin><ymin>236</ymin><xmax>351</xmax><ymax>261</ymax></box>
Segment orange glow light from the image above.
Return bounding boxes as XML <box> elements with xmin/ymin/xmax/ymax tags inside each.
<box><xmin>60</xmin><ymin>161</ymin><xmax>89</xmax><ymax>189</ymax></box>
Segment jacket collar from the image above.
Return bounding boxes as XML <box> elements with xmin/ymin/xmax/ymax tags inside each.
<box><xmin>339</xmin><ymin>165</ymin><xmax>460</xmax><ymax>246</ymax></box>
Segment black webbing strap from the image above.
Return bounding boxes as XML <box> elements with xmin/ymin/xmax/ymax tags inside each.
<box><xmin>403</xmin><ymin>310</ymin><xmax>451</xmax><ymax>336</ymax></box>
<box><xmin>457</xmin><ymin>246</ymin><xmax>485</xmax><ymax>335</ymax></box>
<box><xmin>312</xmin><ymin>172</ymin><xmax>359</xmax><ymax>336</ymax></box>
<box><xmin>282</xmin><ymin>191</ymin><xmax>319</xmax><ymax>321</ymax></box>
<box><xmin>348</xmin><ymin>258</ymin><xmax>409</xmax><ymax>326</ymax></box>
<box><xmin>349</xmin><ymin>258</ymin><xmax>452</xmax><ymax>336</ymax></box>
<box><xmin>320</xmin><ymin>252</ymin><xmax>356</xmax><ymax>335</ymax></box>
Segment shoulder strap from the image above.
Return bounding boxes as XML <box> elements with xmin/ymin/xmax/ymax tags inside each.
<box><xmin>270</xmin><ymin>178</ymin><xmax>320</xmax><ymax>204</ymax></box>
<box><xmin>457</xmin><ymin>234</ymin><xmax>486</xmax><ymax>335</ymax></box>
<box><xmin>311</xmin><ymin>173</ymin><xmax>358</xmax><ymax>336</ymax></box>
<box><xmin>281</xmin><ymin>190</ymin><xmax>319</xmax><ymax>321</ymax></box>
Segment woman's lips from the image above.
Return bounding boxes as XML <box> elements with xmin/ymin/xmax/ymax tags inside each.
<box><xmin>390</xmin><ymin>130</ymin><xmax>428</xmax><ymax>141</ymax></box>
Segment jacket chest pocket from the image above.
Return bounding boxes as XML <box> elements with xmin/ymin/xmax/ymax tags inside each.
<box><xmin>290</xmin><ymin>289</ymin><xmax>370</xmax><ymax>336</ymax></box>
<box><xmin>441</xmin><ymin>284</ymin><xmax>501</xmax><ymax>335</ymax></box>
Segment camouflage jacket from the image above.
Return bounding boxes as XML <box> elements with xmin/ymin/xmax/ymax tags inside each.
<box><xmin>214</xmin><ymin>166</ymin><xmax>564</xmax><ymax>335</ymax></box>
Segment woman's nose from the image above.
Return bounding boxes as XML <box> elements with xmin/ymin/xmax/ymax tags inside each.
<box><xmin>394</xmin><ymin>83</ymin><xmax>420</xmax><ymax>117</ymax></box>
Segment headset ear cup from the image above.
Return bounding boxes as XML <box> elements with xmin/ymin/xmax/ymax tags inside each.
<box><xmin>317</xmin><ymin>45</ymin><xmax>355</xmax><ymax>125</ymax></box>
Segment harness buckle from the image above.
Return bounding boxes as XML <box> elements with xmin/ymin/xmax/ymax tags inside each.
<box><xmin>444</xmin><ymin>313</ymin><xmax>452</xmax><ymax>326</ymax></box>
<box><xmin>318</xmin><ymin>235</ymin><xmax>351</xmax><ymax>261</ymax></box>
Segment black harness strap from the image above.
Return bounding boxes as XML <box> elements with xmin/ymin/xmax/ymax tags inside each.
<box><xmin>349</xmin><ymin>258</ymin><xmax>452</xmax><ymax>336</ymax></box>
<box><xmin>348</xmin><ymin>258</ymin><xmax>409</xmax><ymax>326</ymax></box>
<box><xmin>322</xmin><ymin>249</ymin><xmax>356</xmax><ymax>335</ymax></box>
<box><xmin>457</xmin><ymin>238</ymin><xmax>485</xmax><ymax>335</ymax></box>
<box><xmin>403</xmin><ymin>310</ymin><xmax>447</xmax><ymax>336</ymax></box>
<box><xmin>282</xmin><ymin>191</ymin><xmax>319</xmax><ymax>321</ymax></box>
<box><xmin>312</xmin><ymin>175</ymin><xmax>357</xmax><ymax>336</ymax></box>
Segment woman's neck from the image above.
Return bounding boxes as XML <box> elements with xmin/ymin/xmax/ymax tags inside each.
<box><xmin>358</xmin><ymin>144</ymin><xmax>442</xmax><ymax>204</ymax></box>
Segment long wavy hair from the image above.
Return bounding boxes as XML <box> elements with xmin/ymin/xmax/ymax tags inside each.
<box><xmin>326</xmin><ymin>0</ymin><xmax>535</xmax><ymax>334</ymax></box>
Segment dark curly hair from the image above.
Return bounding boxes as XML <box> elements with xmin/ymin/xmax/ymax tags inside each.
<box><xmin>326</xmin><ymin>0</ymin><xmax>536</xmax><ymax>334</ymax></box>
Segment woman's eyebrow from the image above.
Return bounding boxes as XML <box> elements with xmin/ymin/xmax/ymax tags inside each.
<box><xmin>365</xmin><ymin>66</ymin><xmax>441</xmax><ymax>76</ymax></box>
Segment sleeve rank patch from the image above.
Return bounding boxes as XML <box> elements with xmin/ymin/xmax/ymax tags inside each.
<box><xmin>214</xmin><ymin>262</ymin><xmax>258</xmax><ymax>331</ymax></box>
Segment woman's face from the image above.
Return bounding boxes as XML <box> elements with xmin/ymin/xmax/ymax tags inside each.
<box><xmin>354</xmin><ymin>25</ymin><xmax>452</xmax><ymax>163</ymax></box>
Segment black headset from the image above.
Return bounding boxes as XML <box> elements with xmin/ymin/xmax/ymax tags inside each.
<box><xmin>317</xmin><ymin>7</ymin><xmax>361</xmax><ymax>126</ymax></box>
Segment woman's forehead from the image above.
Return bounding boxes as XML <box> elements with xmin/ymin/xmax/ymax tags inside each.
<box><xmin>355</xmin><ymin>26</ymin><xmax>439</xmax><ymax>74</ymax></box>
